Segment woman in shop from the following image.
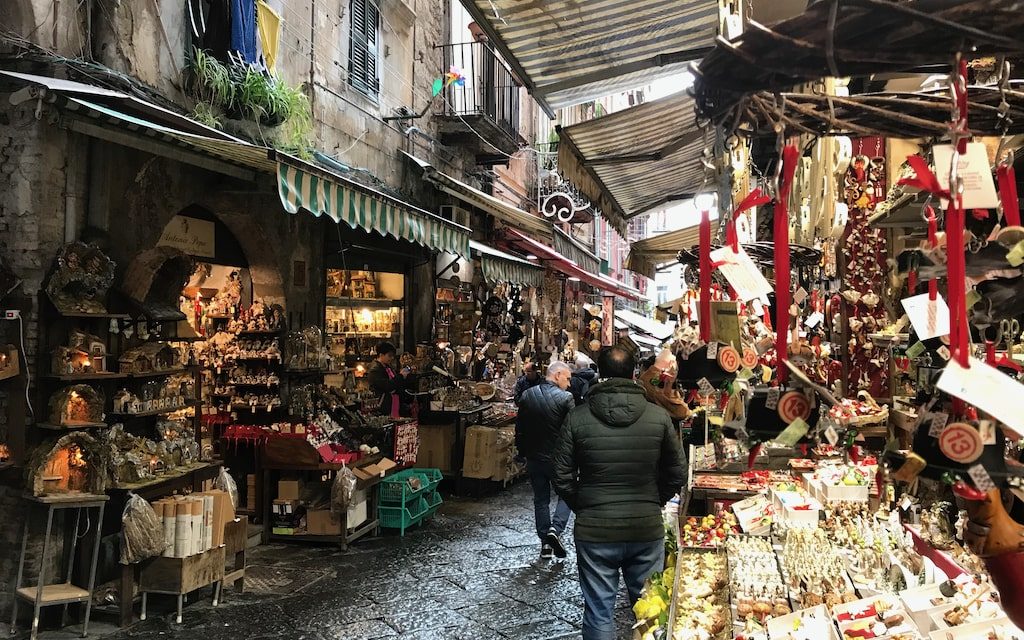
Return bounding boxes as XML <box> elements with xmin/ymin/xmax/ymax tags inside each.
<box><xmin>366</xmin><ymin>342</ymin><xmax>410</xmax><ymax>417</ymax></box>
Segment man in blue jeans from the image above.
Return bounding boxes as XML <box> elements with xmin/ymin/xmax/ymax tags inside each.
<box><xmin>553</xmin><ymin>347</ymin><xmax>686</xmax><ymax>639</ymax></box>
<box><xmin>515</xmin><ymin>360</ymin><xmax>575</xmax><ymax>559</ymax></box>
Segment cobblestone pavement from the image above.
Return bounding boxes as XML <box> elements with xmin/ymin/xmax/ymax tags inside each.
<box><xmin>21</xmin><ymin>481</ymin><xmax>636</xmax><ymax>639</ymax></box>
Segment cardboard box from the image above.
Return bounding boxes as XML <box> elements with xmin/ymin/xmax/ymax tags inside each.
<box><xmin>353</xmin><ymin>457</ymin><xmax>398</xmax><ymax>481</ymax></box>
<box><xmin>490</xmin><ymin>426</ymin><xmax>519</xmax><ymax>482</ymax></box>
<box><xmin>306</xmin><ymin>510</ymin><xmax>342</xmax><ymax>535</ymax></box>
<box><xmin>194</xmin><ymin>489</ymin><xmax>233</xmax><ymax>548</ymax></box>
<box><xmin>415</xmin><ymin>423</ymin><xmax>455</xmax><ymax>473</ymax></box>
<box><xmin>272</xmin><ymin>499</ymin><xmax>301</xmax><ymax>515</ymax></box>
<box><xmin>463</xmin><ymin>426</ymin><xmax>499</xmax><ymax>479</ymax></box>
<box><xmin>277</xmin><ymin>479</ymin><xmax>304</xmax><ymax>501</ymax></box>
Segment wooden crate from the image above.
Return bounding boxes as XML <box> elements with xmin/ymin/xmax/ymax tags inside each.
<box><xmin>139</xmin><ymin>546</ymin><xmax>225</xmax><ymax>595</ymax></box>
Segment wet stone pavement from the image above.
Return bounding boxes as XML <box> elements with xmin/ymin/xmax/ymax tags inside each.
<box><xmin>27</xmin><ymin>482</ymin><xmax>637</xmax><ymax>640</ymax></box>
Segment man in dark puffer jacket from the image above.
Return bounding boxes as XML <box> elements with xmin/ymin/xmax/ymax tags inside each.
<box><xmin>553</xmin><ymin>347</ymin><xmax>686</xmax><ymax>640</ymax></box>
<box><xmin>516</xmin><ymin>360</ymin><xmax>575</xmax><ymax>559</ymax></box>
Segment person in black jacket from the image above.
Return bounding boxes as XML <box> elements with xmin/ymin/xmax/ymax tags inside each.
<box><xmin>365</xmin><ymin>342</ymin><xmax>408</xmax><ymax>417</ymax></box>
<box><xmin>516</xmin><ymin>360</ymin><xmax>575</xmax><ymax>559</ymax></box>
<box><xmin>553</xmin><ymin>346</ymin><xmax>686</xmax><ymax>640</ymax></box>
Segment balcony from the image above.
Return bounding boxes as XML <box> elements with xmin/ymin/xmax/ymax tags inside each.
<box><xmin>535</xmin><ymin>142</ymin><xmax>598</xmax><ymax>224</ymax></box>
<box><xmin>435</xmin><ymin>42</ymin><xmax>524</xmax><ymax>161</ymax></box>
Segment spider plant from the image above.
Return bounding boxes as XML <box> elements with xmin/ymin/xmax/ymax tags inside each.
<box><xmin>190</xmin><ymin>101</ymin><xmax>222</xmax><ymax>129</ymax></box>
<box><xmin>184</xmin><ymin>47</ymin><xmax>233</xmax><ymax>108</ymax></box>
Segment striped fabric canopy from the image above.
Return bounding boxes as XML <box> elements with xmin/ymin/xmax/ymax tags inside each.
<box><xmin>558</xmin><ymin>92</ymin><xmax>708</xmax><ymax>225</ymax></box>
<box><xmin>471</xmin><ymin>241</ymin><xmax>544</xmax><ymax>288</ymax></box>
<box><xmin>465</xmin><ymin>0</ymin><xmax>718</xmax><ymax>114</ymax></box>
<box><xmin>278</xmin><ymin>164</ymin><xmax>470</xmax><ymax>258</ymax></box>
<box><xmin>625</xmin><ymin>224</ymin><xmax>702</xmax><ymax>279</ymax></box>
<box><xmin>553</xmin><ymin>228</ymin><xmax>600</xmax><ymax>275</ymax></box>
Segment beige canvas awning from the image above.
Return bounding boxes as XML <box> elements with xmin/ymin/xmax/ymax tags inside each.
<box><xmin>625</xmin><ymin>224</ymin><xmax>700</xmax><ymax>279</ymax></box>
<box><xmin>557</xmin><ymin>92</ymin><xmax>708</xmax><ymax>231</ymax></box>
<box><xmin>463</xmin><ymin>0</ymin><xmax>718</xmax><ymax>116</ymax></box>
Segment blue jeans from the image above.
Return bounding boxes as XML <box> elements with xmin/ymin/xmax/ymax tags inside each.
<box><xmin>575</xmin><ymin>539</ymin><xmax>665</xmax><ymax>640</ymax></box>
<box><xmin>526</xmin><ymin>457</ymin><xmax>571</xmax><ymax>540</ymax></box>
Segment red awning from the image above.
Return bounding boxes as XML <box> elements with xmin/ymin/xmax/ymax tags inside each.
<box><xmin>503</xmin><ymin>229</ymin><xmax>639</xmax><ymax>301</ymax></box>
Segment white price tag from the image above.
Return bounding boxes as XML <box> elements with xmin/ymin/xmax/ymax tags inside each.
<box><xmin>936</xmin><ymin>356</ymin><xmax>1024</xmax><ymax>436</ymax></box>
<box><xmin>805</xmin><ymin>312</ymin><xmax>824</xmax><ymax>329</ymax></box>
<box><xmin>929</xmin><ymin>412</ymin><xmax>949</xmax><ymax>437</ymax></box>
<box><xmin>709</xmin><ymin>245</ymin><xmax>773</xmax><ymax>302</ymax></box>
<box><xmin>824</xmin><ymin>424</ymin><xmax>839</xmax><ymax>445</ymax></box>
<box><xmin>707</xmin><ymin>342</ymin><xmax>718</xmax><ymax>360</ymax></box>
<box><xmin>900</xmin><ymin>495</ymin><xmax>913</xmax><ymax>511</ymax></box>
<box><xmin>901</xmin><ymin>293</ymin><xmax>951</xmax><ymax>341</ymax></box>
<box><xmin>967</xmin><ymin>464</ymin><xmax>996</xmax><ymax>493</ymax></box>
<box><xmin>793</xmin><ymin>287</ymin><xmax>808</xmax><ymax>305</ymax></box>
<box><xmin>933</xmin><ymin>142</ymin><xmax>1000</xmax><ymax>209</ymax></box>
<box><xmin>766</xmin><ymin>387</ymin><xmax>780</xmax><ymax>410</ymax></box>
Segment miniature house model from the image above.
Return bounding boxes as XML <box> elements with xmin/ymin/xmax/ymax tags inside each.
<box><xmin>52</xmin><ymin>330</ymin><xmax>107</xmax><ymax>375</ymax></box>
<box><xmin>26</xmin><ymin>432</ymin><xmax>107</xmax><ymax>496</ymax></box>
<box><xmin>118</xmin><ymin>343</ymin><xmax>178</xmax><ymax>374</ymax></box>
<box><xmin>48</xmin><ymin>384</ymin><xmax>105</xmax><ymax>426</ymax></box>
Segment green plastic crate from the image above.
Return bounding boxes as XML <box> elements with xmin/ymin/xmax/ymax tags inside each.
<box><xmin>418</xmin><ymin>468</ymin><xmax>443</xmax><ymax>492</ymax></box>
<box><xmin>379</xmin><ymin>469</ymin><xmax>430</xmax><ymax>505</ymax></box>
<box><xmin>424</xmin><ymin>490</ymin><xmax>443</xmax><ymax>518</ymax></box>
<box><xmin>378</xmin><ymin>497</ymin><xmax>429</xmax><ymax>536</ymax></box>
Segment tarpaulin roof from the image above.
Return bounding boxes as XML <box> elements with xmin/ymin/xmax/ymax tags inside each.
<box><xmin>614</xmin><ymin>308</ymin><xmax>675</xmax><ymax>341</ymax></box>
<box><xmin>463</xmin><ymin>0</ymin><xmax>718</xmax><ymax>116</ymax></box>
<box><xmin>557</xmin><ymin>92</ymin><xmax>708</xmax><ymax>227</ymax></box>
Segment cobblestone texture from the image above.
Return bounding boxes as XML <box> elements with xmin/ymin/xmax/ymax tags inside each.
<box><xmin>7</xmin><ymin>482</ymin><xmax>638</xmax><ymax>639</ymax></box>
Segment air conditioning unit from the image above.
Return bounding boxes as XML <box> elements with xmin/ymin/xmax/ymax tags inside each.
<box><xmin>439</xmin><ymin>205</ymin><xmax>471</xmax><ymax>228</ymax></box>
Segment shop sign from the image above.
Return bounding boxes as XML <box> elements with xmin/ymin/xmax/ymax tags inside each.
<box><xmin>158</xmin><ymin>215</ymin><xmax>215</xmax><ymax>258</ymax></box>
<box><xmin>601</xmin><ymin>296</ymin><xmax>614</xmax><ymax>346</ymax></box>
<box><xmin>393</xmin><ymin>420</ymin><xmax>419</xmax><ymax>465</ymax></box>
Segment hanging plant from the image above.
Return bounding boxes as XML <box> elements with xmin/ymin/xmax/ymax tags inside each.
<box><xmin>184</xmin><ymin>47</ymin><xmax>234</xmax><ymax>109</ymax></box>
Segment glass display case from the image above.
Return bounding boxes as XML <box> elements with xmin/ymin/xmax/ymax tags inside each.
<box><xmin>325</xmin><ymin>269</ymin><xmax>405</xmax><ymax>385</ymax></box>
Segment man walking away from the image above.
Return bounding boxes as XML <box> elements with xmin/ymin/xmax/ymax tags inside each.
<box><xmin>516</xmin><ymin>361</ymin><xmax>575</xmax><ymax>559</ymax></box>
<box><xmin>552</xmin><ymin>347</ymin><xmax>686</xmax><ymax>640</ymax></box>
<box><xmin>568</xmin><ymin>354</ymin><xmax>598</xmax><ymax>406</ymax></box>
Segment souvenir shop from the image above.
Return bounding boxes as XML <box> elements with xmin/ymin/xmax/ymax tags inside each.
<box><xmin>625</xmin><ymin>3</ymin><xmax>1024</xmax><ymax>640</ymax></box>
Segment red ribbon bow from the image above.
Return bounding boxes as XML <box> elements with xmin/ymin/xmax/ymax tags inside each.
<box><xmin>726</xmin><ymin>188</ymin><xmax>772</xmax><ymax>253</ymax></box>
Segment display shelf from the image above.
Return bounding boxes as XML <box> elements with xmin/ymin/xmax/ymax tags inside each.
<box><xmin>268</xmin><ymin>517</ymin><xmax>379</xmax><ymax>546</ymax></box>
<box><xmin>108</xmin><ymin>461</ymin><xmax>222</xmax><ymax>493</ymax></box>
<box><xmin>326</xmin><ymin>297</ymin><xmax>403</xmax><ymax>309</ymax></box>
<box><xmin>43</xmin><ymin>372</ymin><xmax>127</xmax><ymax>381</ymax></box>
<box><xmin>226</xmin><ymin>381</ymin><xmax>279</xmax><ymax>387</ymax></box>
<box><xmin>35</xmin><ymin>421</ymin><xmax>108</xmax><ymax>430</ymax></box>
<box><xmin>126</xmin><ymin>367</ymin><xmax>189</xmax><ymax>379</ymax></box>
<box><xmin>58</xmin><ymin>312</ymin><xmax>131</xmax><ymax>320</ymax></box>
<box><xmin>327</xmin><ymin>331</ymin><xmax>396</xmax><ymax>338</ymax></box>
<box><xmin>110</xmin><ymin>404</ymin><xmax>193</xmax><ymax>418</ymax></box>
<box><xmin>230</xmin><ymin>404</ymin><xmax>283</xmax><ymax>413</ymax></box>
<box><xmin>236</xmin><ymin>329</ymin><xmax>284</xmax><ymax>336</ymax></box>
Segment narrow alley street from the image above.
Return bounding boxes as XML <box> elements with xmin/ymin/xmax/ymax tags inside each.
<box><xmin>41</xmin><ymin>483</ymin><xmax>634</xmax><ymax>640</ymax></box>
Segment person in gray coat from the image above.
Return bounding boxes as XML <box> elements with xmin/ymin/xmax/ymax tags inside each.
<box><xmin>516</xmin><ymin>360</ymin><xmax>574</xmax><ymax>559</ymax></box>
<box><xmin>553</xmin><ymin>347</ymin><xmax>686</xmax><ymax>640</ymax></box>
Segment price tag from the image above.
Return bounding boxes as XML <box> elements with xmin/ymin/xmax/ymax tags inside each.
<box><xmin>900</xmin><ymin>495</ymin><xmax>913</xmax><ymax>511</ymax></box>
<box><xmin>978</xmin><ymin>420</ymin><xmax>996</xmax><ymax>445</ymax></box>
<box><xmin>937</xmin><ymin>345</ymin><xmax>951</xmax><ymax>361</ymax></box>
<box><xmin>824</xmin><ymin>424</ymin><xmax>839</xmax><ymax>445</ymax></box>
<box><xmin>707</xmin><ymin>342</ymin><xmax>719</xmax><ymax>360</ymax></box>
<box><xmin>805</xmin><ymin>312</ymin><xmax>824</xmax><ymax>329</ymax></box>
<box><xmin>906</xmin><ymin>341</ymin><xmax>926</xmax><ymax>358</ymax></box>
<box><xmin>929</xmin><ymin>412</ymin><xmax>949</xmax><ymax>437</ymax></box>
<box><xmin>968</xmin><ymin>464</ymin><xmax>996</xmax><ymax>492</ymax></box>
<box><xmin>775</xmin><ymin>417</ymin><xmax>810</xmax><ymax>447</ymax></box>
<box><xmin>766</xmin><ymin>387</ymin><xmax>780</xmax><ymax>410</ymax></box>
<box><xmin>793</xmin><ymin>287</ymin><xmax>808</xmax><ymax>305</ymax></box>
<box><xmin>901</xmin><ymin>293</ymin><xmax>951</xmax><ymax>341</ymax></box>
<box><xmin>697</xmin><ymin>377</ymin><xmax>715</xmax><ymax>396</ymax></box>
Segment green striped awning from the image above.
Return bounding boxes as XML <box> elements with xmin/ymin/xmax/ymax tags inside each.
<box><xmin>553</xmin><ymin>228</ymin><xmax>600</xmax><ymax>275</ymax></box>
<box><xmin>470</xmin><ymin>240</ymin><xmax>544</xmax><ymax>288</ymax></box>
<box><xmin>278</xmin><ymin>163</ymin><xmax>470</xmax><ymax>257</ymax></box>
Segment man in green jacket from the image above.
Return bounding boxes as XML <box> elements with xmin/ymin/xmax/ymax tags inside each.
<box><xmin>552</xmin><ymin>346</ymin><xmax>686</xmax><ymax>640</ymax></box>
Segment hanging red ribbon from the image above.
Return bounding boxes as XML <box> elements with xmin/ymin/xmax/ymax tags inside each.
<box><xmin>950</xmin><ymin>59</ymin><xmax>970</xmax><ymax>369</ymax></box>
<box><xmin>998</xmin><ymin>164</ymin><xmax>1021</xmax><ymax>227</ymax></box>
<box><xmin>926</xmin><ymin>205</ymin><xmax>938</xmax><ymax>301</ymax></box>
<box><xmin>775</xmin><ymin>145</ymin><xmax>800</xmax><ymax>384</ymax></box>
<box><xmin>726</xmin><ymin>188</ymin><xmax>772</xmax><ymax>253</ymax></box>
<box><xmin>699</xmin><ymin>206</ymin><xmax>712</xmax><ymax>342</ymax></box>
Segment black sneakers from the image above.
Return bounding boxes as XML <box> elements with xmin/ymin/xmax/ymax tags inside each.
<box><xmin>544</xmin><ymin>529</ymin><xmax>567</xmax><ymax>559</ymax></box>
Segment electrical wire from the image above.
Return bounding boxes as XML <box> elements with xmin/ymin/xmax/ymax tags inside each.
<box><xmin>17</xmin><ymin>314</ymin><xmax>34</xmax><ymax>419</ymax></box>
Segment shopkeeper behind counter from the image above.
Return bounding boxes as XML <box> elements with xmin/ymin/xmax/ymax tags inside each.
<box><xmin>366</xmin><ymin>342</ymin><xmax>410</xmax><ymax>418</ymax></box>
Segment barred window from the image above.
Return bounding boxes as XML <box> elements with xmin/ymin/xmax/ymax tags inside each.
<box><xmin>348</xmin><ymin>0</ymin><xmax>380</xmax><ymax>98</ymax></box>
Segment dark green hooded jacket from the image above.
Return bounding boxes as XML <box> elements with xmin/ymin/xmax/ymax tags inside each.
<box><xmin>552</xmin><ymin>378</ymin><xmax>687</xmax><ymax>543</ymax></box>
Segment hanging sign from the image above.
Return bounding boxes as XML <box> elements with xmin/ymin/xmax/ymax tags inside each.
<box><xmin>932</xmin><ymin>142</ymin><xmax>999</xmax><ymax>209</ymax></box>
<box><xmin>601</xmin><ymin>296</ymin><xmax>615</xmax><ymax>346</ymax></box>
<box><xmin>709</xmin><ymin>245</ymin><xmax>772</xmax><ymax>302</ymax></box>
<box><xmin>901</xmin><ymin>292</ymin><xmax>950</xmax><ymax>341</ymax></box>
<box><xmin>158</xmin><ymin>215</ymin><xmax>215</xmax><ymax>258</ymax></box>
<box><xmin>393</xmin><ymin>420</ymin><xmax>419</xmax><ymax>465</ymax></box>
<box><xmin>936</xmin><ymin>356</ymin><xmax>1024</xmax><ymax>436</ymax></box>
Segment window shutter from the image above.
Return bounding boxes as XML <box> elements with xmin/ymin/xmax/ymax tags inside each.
<box><xmin>348</xmin><ymin>0</ymin><xmax>380</xmax><ymax>97</ymax></box>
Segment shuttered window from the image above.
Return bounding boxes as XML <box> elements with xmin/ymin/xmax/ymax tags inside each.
<box><xmin>348</xmin><ymin>0</ymin><xmax>380</xmax><ymax>98</ymax></box>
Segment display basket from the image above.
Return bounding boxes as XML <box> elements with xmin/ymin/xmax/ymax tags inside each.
<box><xmin>424</xmin><ymin>490</ymin><xmax>443</xmax><ymax>517</ymax></box>
<box><xmin>830</xmin><ymin>391</ymin><xmax>889</xmax><ymax>427</ymax></box>
<box><xmin>378</xmin><ymin>497</ymin><xmax>429</xmax><ymax>535</ymax></box>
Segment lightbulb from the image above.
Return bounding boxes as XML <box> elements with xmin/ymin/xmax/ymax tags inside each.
<box><xmin>694</xmin><ymin>192</ymin><xmax>717</xmax><ymax>212</ymax></box>
<box><xmin>526</xmin><ymin>254</ymin><xmax>539</xmax><ymax>260</ymax></box>
<box><xmin>567</xmin><ymin>276</ymin><xmax>581</xmax><ymax>282</ymax></box>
